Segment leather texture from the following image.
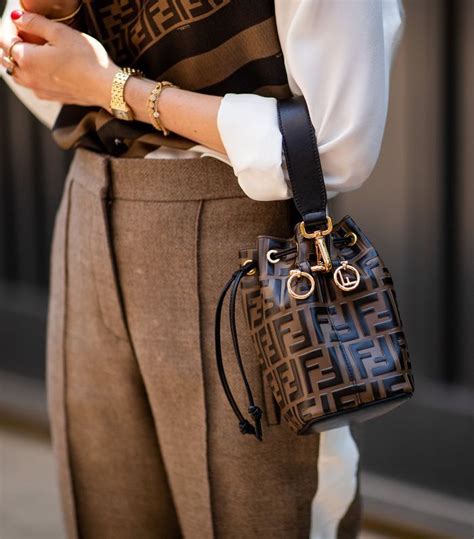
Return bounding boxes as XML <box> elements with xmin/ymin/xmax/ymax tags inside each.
<box><xmin>238</xmin><ymin>215</ymin><xmax>414</xmax><ymax>435</ymax></box>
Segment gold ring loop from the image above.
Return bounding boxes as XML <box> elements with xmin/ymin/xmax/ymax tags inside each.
<box><xmin>287</xmin><ymin>270</ymin><xmax>315</xmax><ymax>300</ymax></box>
<box><xmin>266</xmin><ymin>249</ymin><xmax>281</xmax><ymax>264</ymax></box>
<box><xmin>7</xmin><ymin>38</ymin><xmax>22</xmax><ymax>60</ymax></box>
<box><xmin>3</xmin><ymin>56</ymin><xmax>17</xmax><ymax>75</ymax></box>
<box><xmin>344</xmin><ymin>231</ymin><xmax>358</xmax><ymax>247</ymax></box>
<box><xmin>242</xmin><ymin>259</ymin><xmax>256</xmax><ymax>276</ymax></box>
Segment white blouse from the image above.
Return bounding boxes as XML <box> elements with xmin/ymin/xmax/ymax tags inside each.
<box><xmin>1</xmin><ymin>0</ymin><xmax>404</xmax><ymax>203</ymax></box>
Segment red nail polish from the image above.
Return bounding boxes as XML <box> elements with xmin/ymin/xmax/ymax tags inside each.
<box><xmin>11</xmin><ymin>10</ymin><xmax>24</xmax><ymax>21</ymax></box>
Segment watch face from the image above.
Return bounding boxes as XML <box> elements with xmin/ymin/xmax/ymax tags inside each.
<box><xmin>113</xmin><ymin>109</ymin><xmax>133</xmax><ymax>121</ymax></box>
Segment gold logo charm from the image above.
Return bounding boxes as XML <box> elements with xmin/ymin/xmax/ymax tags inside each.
<box><xmin>287</xmin><ymin>269</ymin><xmax>315</xmax><ymax>300</ymax></box>
<box><xmin>333</xmin><ymin>261</ymin><xmax>360</xmax><ymax>292</ymax></box>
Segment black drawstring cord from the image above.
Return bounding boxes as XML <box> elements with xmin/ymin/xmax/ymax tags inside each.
<box><xmin>214</xmin><ymin>260</ymin><xmax>263</xmax><ymax>441</ymax></box>
<box><xmin>274</xmin><ymin>246</ymin><xmax>298</xmax><ymax>259</ymax></box>
<box><xmin>229</xmin><ymin>264</ymin><xmax>263</xmax><ymax>441</ymax></box>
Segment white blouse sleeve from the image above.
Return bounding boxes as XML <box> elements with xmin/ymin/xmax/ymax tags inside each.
<box><xmin>217</xmin><ymin>0</ymin><xmax>405</xmax><ymax>201</ymax></box>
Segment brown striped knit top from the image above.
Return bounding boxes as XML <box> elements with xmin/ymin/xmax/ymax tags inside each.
<box><xmin>52</xmin><ymin>0</ymin><xmax>292</xmax><ymax>158</ymax></box>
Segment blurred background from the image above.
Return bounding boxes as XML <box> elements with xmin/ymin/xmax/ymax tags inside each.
<box><xmin>0</xmin><ymin>1</ymin><xmax>473</xmax><ymax>538</ymax></box>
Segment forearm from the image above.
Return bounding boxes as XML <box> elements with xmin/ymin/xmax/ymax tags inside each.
<box><xmin>3</xmin><ymin>5</ymin><xmax>226</xmax><ymax>155</ymax></box>
<box><xmin>103</xmin><ymin>72</ymin><xmax>226</xmax><ymax>154</ymax></box>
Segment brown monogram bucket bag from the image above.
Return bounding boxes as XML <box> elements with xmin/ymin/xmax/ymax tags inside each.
<box><xmin>215</xmin><ymin>95</ymin><xmax>415</xmax><ymax>440</ymax></box>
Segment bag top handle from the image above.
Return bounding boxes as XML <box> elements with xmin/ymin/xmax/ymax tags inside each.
<box><xmin>277</xmin><ymin>95</ymin><xmax>328</xmax><ymax>233</ymax></box>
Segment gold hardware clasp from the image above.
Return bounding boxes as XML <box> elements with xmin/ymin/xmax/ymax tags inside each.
<box><xmin>311</xmin><ymin>236</ymin><xmax>332</xmax><ymax>272</ymax></box>
<box><xmin>299</xmin><ymin>218</ymin><xmax>333</xmax><ymax>273</ymax></box>
<box><xmin>299</xmin><ymin>217</ymin><xmax>333</xmax><ymax>239</ymax></box>
<box><xmin>287</xmin><ymin>269</ymin><xmax>315</xmax><ymax>300</ymax></box>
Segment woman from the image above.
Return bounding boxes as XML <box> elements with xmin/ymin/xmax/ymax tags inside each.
<box><xmin>0</xmin><ymin>1</ymin><xmax>404</xmax><ymax>538</ymax></box>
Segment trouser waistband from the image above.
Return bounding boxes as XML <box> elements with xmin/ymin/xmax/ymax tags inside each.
<box><xmin>68</xmin><ymin>147</ymin><xmax>246</xmax><ymax>201</ymax></box>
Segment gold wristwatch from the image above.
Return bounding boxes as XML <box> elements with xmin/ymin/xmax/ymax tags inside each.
<box><xmin>110</xmin><ymin>67</ymin><xmax>144</xmax><ymax>121</ymax></box>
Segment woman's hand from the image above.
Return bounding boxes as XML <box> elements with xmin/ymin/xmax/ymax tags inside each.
<box><xmin>1</xmin><ymin>10</ymin><xmax>227</xmax><ymax>154</ymax></box>
<box><xmin>0</xmin><ymin>8</ymin><xmax>42</xmax><ymax>64</ymax></box>
<box><xmin>0</xmin><ymin>0</ymin><xmax>79</xmax><ymax>47</ymax></box>
<box><xmin>0</xmin><ymin>10</ymin><xmax>118</xmax><ymax>107</ymax></box>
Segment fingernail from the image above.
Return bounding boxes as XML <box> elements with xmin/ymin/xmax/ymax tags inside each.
<box><xmin>11</xmin><ymin>10</ymin><xmax>24</xmax><ymax>21</ymax></box>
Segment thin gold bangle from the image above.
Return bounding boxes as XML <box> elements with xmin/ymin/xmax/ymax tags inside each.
<box><xmin>147</xmin><ymin>81</ymin><xmax>179</xmax><ymax>136</ymax></box>
<box><xmin>19</xmin><ymin>1</ymin><xmax>83</xmax><ymax>22</ymax></box>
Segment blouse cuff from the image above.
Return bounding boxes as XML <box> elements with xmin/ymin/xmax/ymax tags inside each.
<box><xmin>217</xmin><ymin>93</ymin><xmax>292</xmax><ymax>201</ymax></box>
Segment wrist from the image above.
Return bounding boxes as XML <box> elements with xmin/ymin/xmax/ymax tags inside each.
<box><xmin>123</xmin><ymin>76</ymin><xmax>155</xmax><ymax>123</ymax></box>
<box><xmin>20</xmin><ymin>1</ymin><xmax>81</xmax><ymax>19</ymax></box>
<box><xmin>153</xmin><ymin>85</ymin><xmax>179</xmax><ymax>133</ymax></box>
<box><xmin>91</xmin><ymin>64</ymin><xmax>119</xmax><ymax>110</ymax></box>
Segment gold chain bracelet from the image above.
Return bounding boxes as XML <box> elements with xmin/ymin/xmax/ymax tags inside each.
<box><xmin>147</xmin><ymin>81</ymin><xmax>179</xmax><ymax>136</ymax></box>
<box><xmin>19</xmin><ymin>1</ymin><xmax>83</xmax><ymax>23</ymax></box>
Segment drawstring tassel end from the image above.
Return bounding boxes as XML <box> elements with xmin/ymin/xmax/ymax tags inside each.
<box><xmin>239</xmin><ymin>420</ymin><xmax>256</xmax><ymax>436</ymax></box>
<box><xmin>248</xmin><ymin>405</ymin><xmax>263</xmax><ymax>441</ymax></box>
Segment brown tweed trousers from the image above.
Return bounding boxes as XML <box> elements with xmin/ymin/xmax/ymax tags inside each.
<box><xmin>46</xmin><ymin>147</ymin><xmax>361</xmax><ymax>539</ymax></box>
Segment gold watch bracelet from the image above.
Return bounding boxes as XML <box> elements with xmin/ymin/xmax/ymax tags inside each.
<box><xmin>110</xmin><ymin>67</ymin><xmax>145</xmax><ymax>121</ymax></box>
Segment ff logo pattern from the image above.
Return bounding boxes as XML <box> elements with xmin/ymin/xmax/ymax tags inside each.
<box><xmin>239</xmin><ymin>215</ymin><xmax>414</xmax><ymax>434</ymax></box>
<box><xmin>84</xmin><ymin>0</ymin><xmax>232</xmax><ymax>62</ymax></box>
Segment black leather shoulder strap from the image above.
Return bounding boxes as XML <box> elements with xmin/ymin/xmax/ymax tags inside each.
<box><xmin>277</xmin><ymin>95</ymin><xmax>328</xmax><ymax>232</ymax></box>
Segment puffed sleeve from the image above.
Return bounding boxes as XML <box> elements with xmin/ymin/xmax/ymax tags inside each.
<box><xmin>216</xmin><ymin>0</ymin><xmax>405</xmax><ymax>201</ymax></box>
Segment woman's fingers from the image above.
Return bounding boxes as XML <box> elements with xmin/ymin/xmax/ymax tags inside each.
<box><xmin>6</xmin><ymin>38</ymin><xmax>23</xmax><ymax>59</ymax></box>
<box><xmin>0</xmin><ymin>16</ymin><xmax>20</xmax><ymax>54</ymax></box>
<box><xmin>3</xmin><ymin>9</ymin><xmax>116</xmax><ymax>106</ymax></box>
<box><xmin>0</xmin><ymin>52</ymin><xmax>16</xmax><ymax>68</ymax></box>
<box><xmin>8</xmin><ymin>40</ymin><xmax>40</xmax><ymax>67</ymax></box>
<box><xmin>0</xmin><ymin>39</ymin><xmax>19</xmax><ymax>63</ymax></box>
<box><xmin>0</xmin><ymin>55</ymin><xmax>14</xmax><ymax>71</ymax></box>
<box><xmin>2</xmin><ymin>41</ymin><xmax>41</xmax><ymax>84</ymax></box>
<box><xmin>0</xmin><ymin>37</ymin><xmax>21</xmax><ymax>77</ymax></box>
<box><xmin>31</xmin><ymin>89</ymin><xmax>63</xmax><ymax>100</ymax></box>
<box><xmin>10</xmin><ymin>10</ymin><xmax>66</xmax><ymax>43</ymax></box>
